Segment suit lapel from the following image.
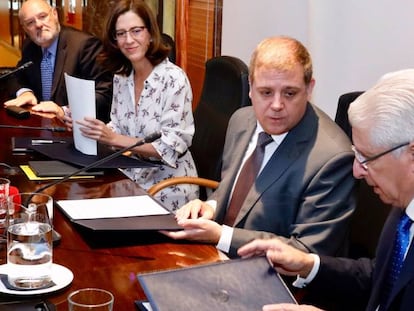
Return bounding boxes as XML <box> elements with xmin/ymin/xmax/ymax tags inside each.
<box><xmin>216</xmin><ymin>113</ymin><xmax>256</xmax><ymax>222</ymax></box>
<box><xmin>366</xmin><ymin>208</ymin><xmax>400</xmax><ymax>310</ymax></box>
<box><xmin>52</xmin><ymin>30</ymin><xmax>67</xmax><ymax>99</ymax></box>
<box><xmin>382</xmin><ymin>213</ymin><xmax>414</xmax><ymax>310</ymax></box>
<box><xmin>33</xmin><ymin>46</ymin><xmax>43</xmax><ymax>96</ymax></box>
<box><xmin>234</xmin><ymin>104</ymin><xmax>317</xmax><ymax>225</ymax></box>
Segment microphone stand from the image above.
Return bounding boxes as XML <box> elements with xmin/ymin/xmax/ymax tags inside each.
<box><xmin>0</xmin><ymin>124</ymin><xmax>66</xmax><ymax>132</ymax></box>
<box><xmin>32</xmin><ymin>132</ymin><xmax>161</xmax><ymax>194</ymax></box>
<box><xmin>0</xmin><ymin>61</ymin><xmax>33</xmax><ymax>80</ymax></box>
<box><xmin>28</xmin><ymin>132</ymin><xmax>161</xmax><ymax>243</ymax></box>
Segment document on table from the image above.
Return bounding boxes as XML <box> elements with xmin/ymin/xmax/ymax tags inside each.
<box><xmin>64</xmin><ymin>73</ymin><xmax>97</xmax><ymax>155</ymax></box>
<box><xmin>57</xmin><ymin>195</ymin><xmax>170</xmax><ymax>220</ymax></box>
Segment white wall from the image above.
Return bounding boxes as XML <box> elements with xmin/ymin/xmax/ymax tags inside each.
<box><xmin>222</xmin><ymin>0</ymin><xmax>414</xmax><ymax>119</ymax></box>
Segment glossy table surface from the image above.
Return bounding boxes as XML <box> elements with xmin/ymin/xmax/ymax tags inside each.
<box><xmin>0</xmin><ymin>91</ymin><xmax>223</xmax><ymax>310</ymax></box>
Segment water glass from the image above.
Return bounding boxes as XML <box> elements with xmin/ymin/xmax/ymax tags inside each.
<box><xmin>6</xmin><ymin>193</ymin><xmax>53</xmax><ymax>289</ymax></box>
<box><xmin>0</xmin><ymin>178</ymin><xmax>10</xmax><ymax>230</ymax></box>
<box><xmin>68</xmin><ymin>288</ymin><xmax>114</xmax><ymax>311</ymax></box>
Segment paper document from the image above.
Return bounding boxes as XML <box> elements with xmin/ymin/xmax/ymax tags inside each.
<box><xmin>64</xmin><ymin>73</ymin><xmax>97</xmax><ymax>155</ymax></box>
<box><xmin>57</xmin><ymin>195</ymin><xmax>170</xmax><ymax>220</ymax></box>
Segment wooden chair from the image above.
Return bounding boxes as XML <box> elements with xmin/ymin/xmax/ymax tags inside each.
<box><xmin>161</xmin><ymin>33</ymin><xmax>176</xmax><ymax>64</ymax></box>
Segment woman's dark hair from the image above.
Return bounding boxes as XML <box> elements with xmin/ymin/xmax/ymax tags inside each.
<box><xmin>99</xmin><ymin>0</ymin><xmax>170</xmax><ymax>76</ymax></box>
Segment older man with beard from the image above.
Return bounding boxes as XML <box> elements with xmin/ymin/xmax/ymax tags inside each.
<box><xmin>3</xmin><ymin>0</ymin><xmax>112</xmax><ymax>122</ymax></box>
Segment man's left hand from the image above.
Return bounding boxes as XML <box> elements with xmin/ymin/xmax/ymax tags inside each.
<box><xmin>32</xmin><ymin>101</ymin><xmax>65</xmax><ymax>119</ymax></box>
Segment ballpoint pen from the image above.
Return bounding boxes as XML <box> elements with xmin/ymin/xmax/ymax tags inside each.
<box><xmin>31</xmin><ymin>140</ymin><xmax>67</xmax><ymax>145</ymax></box>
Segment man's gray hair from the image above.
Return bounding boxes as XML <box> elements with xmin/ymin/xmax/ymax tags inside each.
<box><xmin>348</xmin><ymin>69</ymin><xmax>414</xmax><ymax>153</ymax></box>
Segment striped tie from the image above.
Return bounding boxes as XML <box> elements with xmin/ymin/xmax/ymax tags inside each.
<box><xmin>40</xmin><ymin>49</ymin><xmax>53</xmax><ymax>101</ymax></box>
<box><xmin>223</xmin><ymin>132</ymin><xmax>273</xmax><ymax>226</ymax></box>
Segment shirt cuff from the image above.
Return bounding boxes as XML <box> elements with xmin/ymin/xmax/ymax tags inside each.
<box><xmin>216</xmin><ymin>224</ymin><xmax>233</xmax><ymax>253</ymax></box>
<box><xmin>206</xmin><ymin>200</ymin><xmax>217</xmax><ymax>211</ymax></box>
<box><xmin>16</xmin><ymin>88</ymin><xmax>33</xmax><ymax>97</ymax></box>
<box><xmin>292</xmin><ymin>254</ymin><xmax>320</xmax><ymax>288</ymax></box>
<box><xmin>61</xmin><ymin>105</ymin><xmax>70</xmax><ymax>117</ymax></box>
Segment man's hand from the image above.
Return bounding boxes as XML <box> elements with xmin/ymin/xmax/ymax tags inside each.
<box><xmin>262</xmin><ymin>303</ymin><xmax>325</xmax><ymax>311</ymax></box>
<box><xmin>238</xmin><ymin>238</ymin><xmax>315</xmax><ymax>278</ymax></box>
<box><xmin>31</xmin><ymin>101</ymin><xmax>65</xmax><ymax>119</ymax></box>
<box><xmin>175</xmin><ymin>199</ymin><xmax>215</xmax><ymax>221</ymax></box>
<box><xmin>4</xmin><ymin>91</ymin><xmax>37</xmax><ymax>107</ymax></box>
<box><xmin>161</xmin><ymin>218</ymin><xmax>222</xmax><ymax>244</ymax></box>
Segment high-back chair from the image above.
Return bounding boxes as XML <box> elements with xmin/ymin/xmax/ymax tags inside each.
<box><xmin>148</xmin><ymin>55</ymin><xmax>251</xmax><ymax>198</ymax></box>
<box><xmin>335</xmin><ymin>91</ymin><xmax>364</xmax><ymax>141</ymax></box>
<box><xmin>161</xmin><ymin>33</ymin><xmax>176</xmax><ymax>64</ymax></box>
<box><xmin>335</xmin><ymin>91</ymin><xmax>391</xmax><ymax>259</ymax></box>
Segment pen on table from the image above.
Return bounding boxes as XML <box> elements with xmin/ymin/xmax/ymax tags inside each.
<box><xmin>31</xmin><ymin>139</ymin><xmax>67</xmax><ymax>145</ymax></box>
<box><xmin>35</xmin><ymin>301</ymin><xmax>51</xmax><ymax>311</ymax></box>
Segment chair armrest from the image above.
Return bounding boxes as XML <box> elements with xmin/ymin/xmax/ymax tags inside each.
<box><xmin>147</xmin><ymin>177</ymin><xmax>219</xmax><ymax>196</ymax></box>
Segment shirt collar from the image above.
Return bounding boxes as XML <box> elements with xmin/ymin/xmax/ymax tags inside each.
<box><xmin>256</xmin><ymin>122</ymin><xmax>288</xmax><ymax>146</ymax></box>
<box><xmin>405</xmin><ymin>198</ymin><xmax>414</xmax><ymax>221</ymax></box>
<box><xmin>44</xmin><ymin>38</ymin><xmax>58</xmax><ymax>57</ymax></box>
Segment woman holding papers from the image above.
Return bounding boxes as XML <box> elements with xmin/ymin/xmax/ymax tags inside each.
<box><xmin>76</xmin><ymin>0</ymin><xmax>198</xmax><ymax>211</ymax></box>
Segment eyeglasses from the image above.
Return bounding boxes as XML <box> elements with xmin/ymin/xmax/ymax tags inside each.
<box><xmin>351</xmin><ymin>142</ymin><xmax>410</xmax><ymax>170</ymax></box>
<box><xmin>23</xmin><ymin>9</ymin><xmax>53</xmax><ymax>29</ymax></box>
<box><xmin>114</xmin><ymin>26</ymin><xmax>146</xmax><ymax>41</ymax></box>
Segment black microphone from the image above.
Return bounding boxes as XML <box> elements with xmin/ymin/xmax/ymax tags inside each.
<box><xmin>0</xmin><ymin>124</ymin><xmax>66</xmax><ymax>132</ymax></box>
<box><xmin>0</xmin><ymin>61</ymin><xmax>33</xmax><ymax>80</ymax></box>
<box><xmin>27</xmin><ymin>132</ymin><xmax>161</xmax><ymax>244</ymax></box>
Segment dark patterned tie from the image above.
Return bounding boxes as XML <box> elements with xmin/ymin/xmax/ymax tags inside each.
<box><xmin>223</xmin><ymin>132</ymin><xmax>273</xmax><ymax>226</ymax></box>
<box><xmin>40</xmin><ymin>49</ymin><xmax>53</xmax><ymax>101</ymax></box>
<box><xmin>379</xmin><ymin>212</ymin><xmax>412</xmax><ymax>310</ymax></box>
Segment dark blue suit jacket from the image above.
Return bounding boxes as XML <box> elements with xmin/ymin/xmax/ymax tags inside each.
<box><xmin>305</xmin><ymin>207</ymin><xmax>414</xmax><ymax>311</ymax></box>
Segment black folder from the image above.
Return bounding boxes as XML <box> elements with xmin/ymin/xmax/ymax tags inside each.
<box><xmin>28</xmin><ymin>160</ymin><xmax>104</xmax><ymax>177</ymax></box>
<box><xmin>28</xmin><ymin>137</ymin><xmax>157</xmax><ymax>169</ymax></box>
<box><xmin>56</xmin><ymin>196</ymin><xmax>182</xmax><ymax>231</ymax></box>
<box><xmin>137</xmin><ymin>256</ymin><xmax>297</xmax><ymax>311</ymax></box>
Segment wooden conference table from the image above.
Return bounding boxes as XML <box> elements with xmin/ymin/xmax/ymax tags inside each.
<box><xmin>0</xmin><ymin>91</ymin><xmax>223</xmax><ymax>310</ymax></box>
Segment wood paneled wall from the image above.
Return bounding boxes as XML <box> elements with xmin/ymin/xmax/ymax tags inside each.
<box><xmin>0</xmin><ymin>1</ymin><xmax>11</xmax><ymax>45</ymax></box>
<box><xmin>186</xmin><ymin>0</ymin><xmax>216</xmax><ymax>107</ymax></box>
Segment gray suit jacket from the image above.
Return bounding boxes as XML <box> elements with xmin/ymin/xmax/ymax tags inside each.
<box><xmin>212</xmin><ymin>104</ymin><xmax>356</xmax><ymax>257</ymax></box>
<box><xmin>10</xmin><ymin>26</ymin><xmax>113</xmax><ymax>122</ymax></box>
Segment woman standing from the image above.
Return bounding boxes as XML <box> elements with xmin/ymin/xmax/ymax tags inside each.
<box><xmin>77</xmin><ymin>0</ymin><xmax>198</xmax><ymax>211</ymax></box>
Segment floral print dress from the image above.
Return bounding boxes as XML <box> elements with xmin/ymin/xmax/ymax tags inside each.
<box><xmin>107</xmin><ymin>58</ymin><xmax>199</xmax><ymax>211</ymax></box>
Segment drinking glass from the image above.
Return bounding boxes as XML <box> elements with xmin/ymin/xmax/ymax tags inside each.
<box><xmin>6</xmin><ymin>193</ymin><xmax>53</xmax><ymax>289</ymax></box>
<box><xmin>68</xmin><ymin>288</ymin><xmax>114</xmax><ymax>311</ymax></box>
<box><xmin>0</xmin><ymin>178</ymin><xmax>10</xmax><ymax>231</ymax></box>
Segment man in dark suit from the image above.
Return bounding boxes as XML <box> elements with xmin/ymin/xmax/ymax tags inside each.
<box><xmin>163</xmin><ymin>36</ymin><xmax>356</xmax><ymax>258</ymax></box>
<box><xmin>238</xmin><ymin>69</ymin><xmax>414</xmax><ymax>311</ymax></box>
<box><xmin>4</xmin><ymin>0</ymin><xmax>112</xmax><ymax>122</ymax></box>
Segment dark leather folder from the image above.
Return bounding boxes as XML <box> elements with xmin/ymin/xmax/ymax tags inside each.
<box><xmin>70</xmin><ymin>215</ymin><xmax>182</xmax><ymax>231</ymax></box>
<box><xmin>56</xmin><ymin>196</ymin><xmax>182</xmax><ymax>231</ymax></box>
<box><xmin>137</xmin><ymin>256</ymin><xmax>297</xmax><ymax>311</ymax></box>
<box><xmin>29</xmin><ymin>137</ymin><xmax>157</xmax><ymax>169</ymax></box>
